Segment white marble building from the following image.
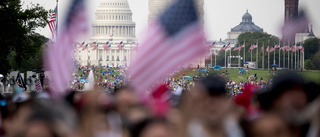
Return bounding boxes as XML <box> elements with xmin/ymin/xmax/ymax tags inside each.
<box><xmin>75</xmin><ymin>0</ymin><xmax>136</xmax><ymax>67</ymax></box>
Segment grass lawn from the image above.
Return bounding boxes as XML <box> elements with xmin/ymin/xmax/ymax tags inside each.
<box><xmin>76</xmin><ymin>67</ymin><xmax>320</xmax><ymax>83</ymax></box>
<box><xmin>172</xmin><ymin>68</ymin><xmax>320</xmax><ymax>83</ymax></box>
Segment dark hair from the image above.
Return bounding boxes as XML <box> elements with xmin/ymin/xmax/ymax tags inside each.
<box><xmin>130</xmin><ymin>118</ymin><xmax>167</xmax><ymax>137</ymax></box>
<box><xmin>200</xmin><ymin>76</ymin><xmax>226</xmax><ymax>96</ymax></box>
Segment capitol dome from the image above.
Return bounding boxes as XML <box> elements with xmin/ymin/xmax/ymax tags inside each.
<box><xmin>242</xmin><ymin>10</ymin><xmax>252</xmax><ymax>23</ymax></box>
<box><xmin>230</xmin><ymin>10</ymin><xmax>263</xmax><ymax>32</ymax></box>
<box><xmin>91</xmin><ymin>0</ymin><xmax>136</xmax><ymax>42</ymax></box>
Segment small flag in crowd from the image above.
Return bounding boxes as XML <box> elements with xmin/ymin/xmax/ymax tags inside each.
<box><xmin>110</xmin><ymin>34</ymin><xmax>113</xmax><ymax>37</ymax></box>
<box><xmin>16</xmin><ymin>73</ymin><xmax>27</xmax><ymax>90</ymax></box>
<box><xmin>48</xmin><ymin>6</ymin><xmax>57</xmax><ymax>39</ymax></box>
<box><xmin>128</xmin><ymin>0</ymin><xmax>206</xmax><ymax>94</ymax></box>
<box><xmin>45</xmin><ymin>0</ymin><xmax>89</xmax><ymax>98</ymax></box>
<box><xmin>36</xmin><ymin>80</ymin><xmax>42</xmax><ymax>92</ymax></box>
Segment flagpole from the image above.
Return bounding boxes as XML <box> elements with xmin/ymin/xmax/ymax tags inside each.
<box><xmin>238</xmin><ymin>50</ymin><xmax>240</xmax><ymax>68</ymax></box>
<box><xmin>256</xmin><ymin>40</ymin><xmax>258</xmax><ymax>69</ymax></box>
<box><xmin>291</xmin><ymin>45</ymin><xmax>293</xmax><ymax>69</ymax></box>
<box><xmin>283</xmin><ymin>46</ymin><xmax>285</xmax><ymax>69</ymax></box>
<box><xmin>230</xmin><ymin>45</ymin><xmax>231</xmax><ymax>69</ymax></box>
<box><xmin>262</xmin><ymin>42</ymin><xmax>264</xmax><ymax>69</ymax></box>
<box><xmin>210</xmin><ymin>49</ymin><xmax>212</xmax><ymax>68</ymax></box>
<box><xmin>268</xmin><ymin>40</ymin><xmax>270</xmax><ymax>70</ymax></box>
<box><xmin>225</xmin><ymin>50</ymin><xmax>226</xmax><ymax>69</ymax></box>
<box><xmin>244</xmin><ymin>40</ymin><xmax>245</xmax><ymax>63</ymax></box>
<box><xmin>267</xmin><ymin>49</ymin><xmax>270</xmax><ymax>69</ymax></box>
<box><xmin>215</xmin><ymin>52</ymin><xmax>216</xmax><ymax>66</ymax></box>
<box><xmin>273</xmin><ymin>44</ymin><xmax>275</xmax><ymax>65</ymax></box>
<box><xmin>278</xmin><ymin>41</ymin><xmax>280</xmax><ymax>68</ymax></box>
<box><xmin>294</xmin><ymin>43</ymin><xmax>297</xmax><ymax>70</ymax></box>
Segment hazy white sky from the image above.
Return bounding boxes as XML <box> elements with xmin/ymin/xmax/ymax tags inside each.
<box><xmin>22</xmin><ymin>0</ymin><xmax>319</xmax><ymax>41</ymax></box>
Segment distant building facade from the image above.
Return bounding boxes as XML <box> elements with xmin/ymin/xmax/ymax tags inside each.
<box><xmin>226</xmin><ymin>10</ymin><xmax>263</xmax><ymax>43</ymax></box>
<box><xmin>75</xmin><ymin>0</ymin><xmax>137</xmax><ymax>67</ymax></box>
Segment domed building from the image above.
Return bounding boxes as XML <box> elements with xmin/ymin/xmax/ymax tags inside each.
<box><xmin>226</xmin><ymin>10</ymin><xmax>263</xmax><ymax>42</ymax></box>
<box><xmin>76</xmin><ymin>0</ymin><xmax>137</xmax><ymax>67</ymax></box>
<box><xmin>91</xmin><ymin>0</ymin><xmax>136</xmax><ymax>42</ymax></box>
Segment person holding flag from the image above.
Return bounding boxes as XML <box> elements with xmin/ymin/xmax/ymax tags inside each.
<box><xmin>16</xmin><ymin>73</ymin><xmax>27</xmax><ymax>91</ymax></box>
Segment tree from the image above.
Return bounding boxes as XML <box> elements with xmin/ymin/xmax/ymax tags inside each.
<box><xmin>302</xmin><ymin>38</ymin><xmax>320</xmax><ymax>70</ymax></box>
<box><xmin>303</xmin><ymin>38</ymin><xmax>319</xmax><ymax>60</ymax></box>
<box><xmin>0</xmin><ymin>0</ymin><xmax>49</xmax><ymax>74</ymax></box>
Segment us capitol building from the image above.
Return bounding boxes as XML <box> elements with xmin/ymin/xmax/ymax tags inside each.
<box><xmin>75</xmin><ymin>0</ymin><xmax>136</xmax><ymax>67</ymax></box>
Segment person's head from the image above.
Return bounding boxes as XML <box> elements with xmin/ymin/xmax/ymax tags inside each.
<box><xmin>197</xmin><ymin>76</ymin><xmax>232</xmax><ymax>127</ymax></box>
<box><xmin>130</xmin><ymin>118</ymin><xmax>170</xmax><ymax>137</ymax></box>
<box><xmin>114</xmin><ymin>86</ymin><xmax>140</xmax><ymax>116</ymax></box>
<box><xmin>258</xmin><ymin>72</ymin><xmax>311</xmax><ymax>125</ymax></box>
<box><xmin>1</xmin><ymin>97</ymin><xmax>36</xmax><ymax>137</ymax></box>
<box><xmin>249</xmin><ymin>113</ymin><xmax>293</xmax><ymax>137</ymax></box>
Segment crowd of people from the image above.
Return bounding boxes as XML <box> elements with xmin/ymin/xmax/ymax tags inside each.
<box><xmin>0</xmin><ymin>70</ymin><xmax>319</xmax><ymax>137</ymax></box>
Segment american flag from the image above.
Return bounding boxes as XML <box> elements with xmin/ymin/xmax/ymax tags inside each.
<box><xmin>269</xmin><ymin>46</ymin><xmax>275</xmax><ymax>52</ymax></box>
<box><xmin>82</xmin><ymin>44</ymin><xmax>88</xmax><ymax>51</ymax></box>
<box><xmin>79</xmin><ymin>42</ymin><xmax>85</xmax><ymax>48</ymax></box>
<box><xmin>266</xmin><ymin>46</ymin><xmax>269</xmax><ymax>52</ymax></box>
<box><xmin>92</xmin><ymin>44</ymin><xmax>99</xmax><ymax>50</ymax></box>
<box><xmin>128</xmin><ymin>0</ymin><xmax>206</xmax><ymax>94</ymax></box>
<box><xmin>261</xmin><ymin>46</ymin><xmax>264</xmax><ymax>52</ymax></box>
<box><xmin>45</xmin><ymin>0</ymin><xmax>89</xmax><ymax>98</ymax></box>
<box><xmin>219</xmin><ymin>45</ymin><xmax>226</xmax><ymax>51</ymax></box>
<box><xmin>110</xmin><ymin>34</ymin><xmax>113</xmax><ymax>37</ymax></box>
<box><xmin>240</xmin><ymin>44</ymin><xmax>245</xmax><ymax>49</ymax></box>
<box><xmin>90</xmin><ymin>42</ymin><xmax>96</xmax><ymax>48</ymax></box>
<box><xmin>225</xmin><ymin>43</ymin><xmax>231</xmax><ymax>49</ymax></box>
<box><xmin>249</xmin><ymin>43</ymin><xmax>257</xmax><ymax>51</ymax></box>
<box><xmin>36</xmin><ymin>80</ymin><xmax>42</xmax><ymax>92</ymax></box>
<box><xmin>117</xmin><ymin>41</ymin><xmax>124</xmax><ymax>50</ymax></box>
<box><xmin>274</xmin><ymin>44</ymin><xmax>280</xmax><ymax>49</ymax></box>
<box><xmin>207</xmin><ymin>42</ymin><xmax>216</xmax><ymax>50</ymax></box>
<box><xmin>300</xmin><ymin>46</ymin><xmax>304</xmax><ymax>54</ymax></box>
<box><xmin>103</xmin><ymin>42</ymin><xmax>110</xmax><ymax>50</ymax></box>
<box><xmin>16</xmin><ymin>73</ymin><xmax>27</xmax><ymax>90</ymax></box>
<box><xmin>233</xmin><ymin>45</ymin><xmax>240</xmax><ymax>51</ymax></box>
<box><xmin>48</xmin><ymin>7</ymin><xmax>57</xmax><ymax>39</ymax></box>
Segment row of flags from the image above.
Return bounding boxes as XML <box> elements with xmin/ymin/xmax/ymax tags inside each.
<box><xmin>214</xmin><ymin>42</ymin><xmax>305</xmax><ymax>54</ymax></box>
<box><xmin>78</xmin><ymin>41</ymin><xmax>125</xmax><ymax>51</ymax></box>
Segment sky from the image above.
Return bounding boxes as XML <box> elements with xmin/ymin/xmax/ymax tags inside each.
<box><xmin>22</xmin><ymin>0</ymin><xmax>320</xmax><ymax>41</ymax></box>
